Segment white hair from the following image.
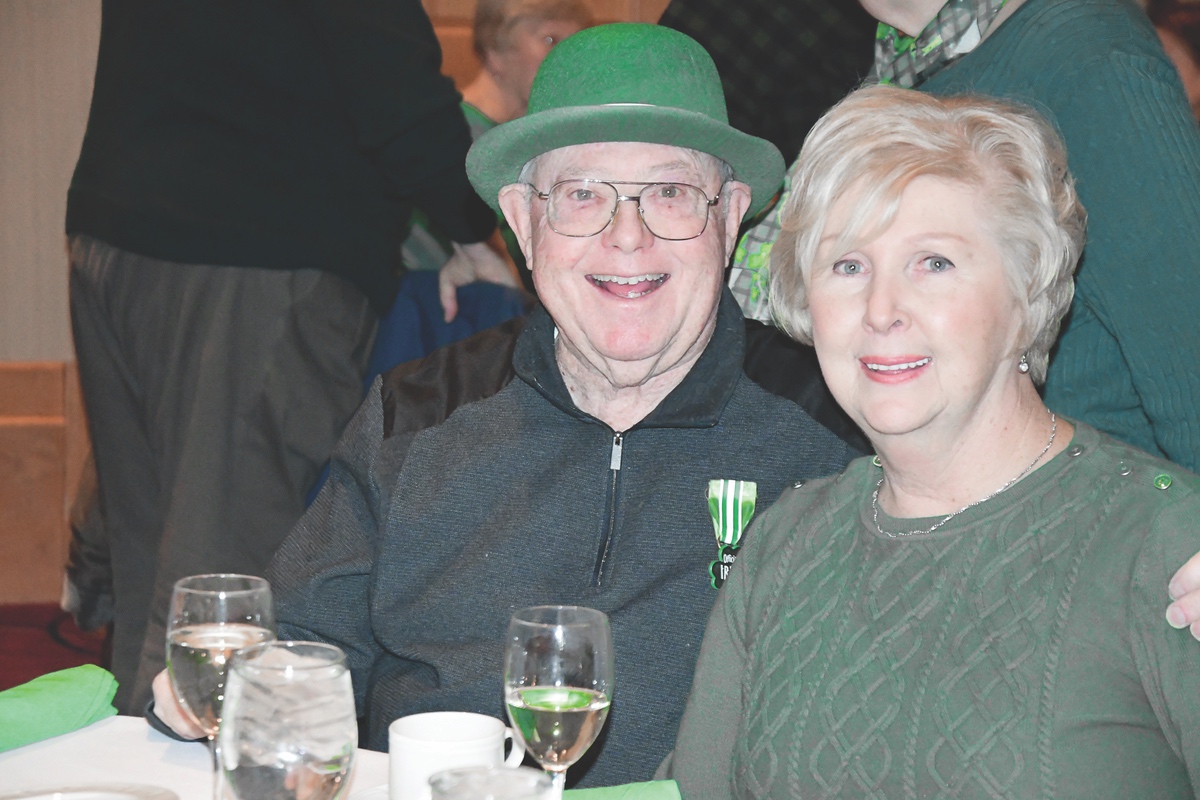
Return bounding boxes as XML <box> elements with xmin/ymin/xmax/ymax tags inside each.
<box><xmin>769</xmin><ymin>85</ymin><xmax>1085</xmax><ymax>384</ymax></box>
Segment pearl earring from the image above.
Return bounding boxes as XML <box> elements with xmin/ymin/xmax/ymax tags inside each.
<box><xmin>1018</xmin><ymin>353</ymin><xmax>1030</xmax><ymax>374</ymax></box>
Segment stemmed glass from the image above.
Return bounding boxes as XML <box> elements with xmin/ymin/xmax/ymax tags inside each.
<box><xmin>165</xmin><ymin>574</ymin><xmax>275</xmax><ymax>800</ymax></box>
<box><xmin>220</xmin><ymin>641</ymin><xmax>357</xmax><ymax>800</ymax></box>
<box><xmin>503</xmin><ymin>606</ymin><xmax>614</xmax><ymax>800</ymax></box>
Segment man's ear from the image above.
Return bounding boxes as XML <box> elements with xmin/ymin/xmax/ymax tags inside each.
<box><xmin>498</xmin><ymin>184</ymin><xmax>534</xmax><ymax>268</ymax></box>
<box><xmin>721</xmin><ymin>181</ymin><xmax>753</xmax><ymax>253</ymax></box>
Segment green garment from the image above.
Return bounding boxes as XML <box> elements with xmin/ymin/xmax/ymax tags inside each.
<box><xmin>672</xmin><ymin>422</ymin><xmax>1200</xmax><ymax>799</ymax></box>
<box><xmin>729</xmin><ymin>0</ymin><xmax>1200</xmax><ymax>470</ymax></box>
<box><xmin>0</xmin><ymin>665</ymin><xmax>117</xmax><ymax>753</ymax></box>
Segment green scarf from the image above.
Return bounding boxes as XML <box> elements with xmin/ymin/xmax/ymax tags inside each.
<box><xmin>871</xmin><ymin>0</ymin><xmax>1010</xmax><ymax>89</ymax></box>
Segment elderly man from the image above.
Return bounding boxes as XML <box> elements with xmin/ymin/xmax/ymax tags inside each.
<box><xmin>261</xmin><ymin>24</ymin><xmax>856</xmax><ymax>787</ymax></box>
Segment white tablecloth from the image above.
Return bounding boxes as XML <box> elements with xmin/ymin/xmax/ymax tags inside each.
<box><xmin>0</xmin><ymin>715</ymin><xmax>389</xmax><ymax>799</ymax></box>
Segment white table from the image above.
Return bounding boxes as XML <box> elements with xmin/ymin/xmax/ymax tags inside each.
<box><xmin>0</xmin><ymin>715</ymin><xmax>389</xmax><ymax>799</ymax></box>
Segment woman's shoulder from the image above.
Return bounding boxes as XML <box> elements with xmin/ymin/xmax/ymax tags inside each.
<box><xmin>750</xmin><ymin>455</ymin><xmax>876</xmax><ymax>539</ymax></box>
<box><xmin>1078</xmin><ymin>421</ymin><xmax>1200</xmax><ymax>501</ymax></box>
<box><xmin>1064</xmin><ymin>422</ymin><xmax>1200</xmax><ymax>593</ymax></box>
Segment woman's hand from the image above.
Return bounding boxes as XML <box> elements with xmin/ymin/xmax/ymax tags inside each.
<box><xmin>1167</xmin><ymin>550</ymin><xmax>1200</xmax><ymax>640</ymax></box>
<box><xmin>150</xmin><ymin>669</ymin><xmax>207</xmax><ymax>739</ymax></box>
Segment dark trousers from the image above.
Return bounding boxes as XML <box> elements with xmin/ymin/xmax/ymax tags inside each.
<box><xmin>68</xmin><ymin>234</ymin><xmax>376</xmax><ymax>712</ymax></box>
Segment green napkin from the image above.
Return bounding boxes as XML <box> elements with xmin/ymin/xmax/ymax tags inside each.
<box><xmin>0</xmin><ymin>664</ymin><xmax>118</xmax><ymax>752</ymax></box>
<box><xmin>565</xmin><ymin>780</ymin><xmax>681</xmax><ymax>800</ymax></box>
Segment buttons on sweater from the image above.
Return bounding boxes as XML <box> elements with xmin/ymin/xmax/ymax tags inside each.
<box><xmin>1154</xmin><ymin>474</ymin><xmax>1174</xmax><ymax>490</ymax></box>
<box><xmin>1117</xmin><ymin>463</ymin><xmax>1132</xmax><ymax>476</ymax></box>
<box><xmin>1067</xmin><ymin>445</ymin><xmax>1085</xmax><ymax>457</ymax></box>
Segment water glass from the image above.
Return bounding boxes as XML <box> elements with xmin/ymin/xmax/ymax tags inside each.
<box><xmin>220</xmin><ymin>640</ymin><xmax>357</xmax><ymax>800</ymax></box>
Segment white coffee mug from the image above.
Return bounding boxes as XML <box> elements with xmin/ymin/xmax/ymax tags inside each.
<box><xmin>389</xmin><ymin>711</ymin><xmax>526</xmax><ymax>800</ymax></box>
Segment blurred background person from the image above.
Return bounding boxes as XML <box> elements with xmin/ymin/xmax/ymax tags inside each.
<box><xmin>66</xmin><ymin>0</ymin><xmax>510</xmax><ymax>714</ymax></box>
<box><xmin>463</xmin><ymin>0</ymin><xmax>595</xmax><ymax>128</ymax></box>
<box><xmin>1149</xmin><ymin>0</ymin><xmax>1200</xmax><ymax>123</ymax></box>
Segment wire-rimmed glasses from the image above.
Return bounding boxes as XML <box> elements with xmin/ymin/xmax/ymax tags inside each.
<box><xmin>528</xmin><ymin>179</ymin><xmax>721</xmax><ymax>240</ymax></box>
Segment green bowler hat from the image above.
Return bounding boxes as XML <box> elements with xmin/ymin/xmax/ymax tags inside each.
<box><xmin>467</xmin><ymin>23</ymin><xmax>785</xmax><ymax>219</ymax></box>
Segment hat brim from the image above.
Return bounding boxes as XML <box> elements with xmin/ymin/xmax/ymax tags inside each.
<box><xmin>467</xmin><ymin>104</ymin><xmax>785</xmax><ymax>219</ymax></box>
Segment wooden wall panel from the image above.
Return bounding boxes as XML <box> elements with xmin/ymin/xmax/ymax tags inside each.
<box><xmin>0</xmin><ymin>363</ymin><xmax>72</xmax><ymax>604</ymax></box>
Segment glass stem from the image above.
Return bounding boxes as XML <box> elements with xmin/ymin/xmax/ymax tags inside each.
<box><xmin>549</xmin><ymin>770</ymin><xmax>566</xmax><ymax>800</ymax></box>
<box><xmin>209</xmin><ymin>732</ymin><xmax>222</xmax><ymax>800</ymax></box>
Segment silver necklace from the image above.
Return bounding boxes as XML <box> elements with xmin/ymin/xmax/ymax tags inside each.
<box><xmin>871</xmin><ymin>413</ymin><xmax>1057</xmax><ymax>538</ymax></box>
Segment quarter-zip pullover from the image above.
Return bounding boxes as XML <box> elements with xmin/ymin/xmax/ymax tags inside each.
<box><xmin>270</xmin><ymin>290</ymin><xmax>857</xmax><ymax>786</ymax></box>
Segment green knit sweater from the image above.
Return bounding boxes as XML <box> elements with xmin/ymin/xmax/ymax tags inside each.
<box><xmin>671</xmin><ymin>422</ymin><xmax>1200</xmax><ymax>799</ymax></box>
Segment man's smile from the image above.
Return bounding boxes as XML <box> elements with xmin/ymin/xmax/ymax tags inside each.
<box><xmin>588</xmin><ymin>273</ymin><xmax>669</xmax><ymax>298</ymax></box>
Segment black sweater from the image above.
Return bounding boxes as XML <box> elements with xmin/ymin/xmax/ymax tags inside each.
<box><xmin>66</xmin><ymin>0</ymin><xmax>495</xmax><ymax>312</ymax></box>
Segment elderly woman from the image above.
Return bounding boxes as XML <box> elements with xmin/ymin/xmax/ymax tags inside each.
<box><xmin>670</xmin><ymin>86</ymin><xmax>1200</xmax><ymax>798</ymax></box>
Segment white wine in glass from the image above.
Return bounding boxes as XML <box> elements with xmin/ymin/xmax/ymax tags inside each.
<box><xmin>166</xmin><ymin>574</ymin><xmax>275</xmax><ymax>800</ymax></box>
<box><xmin>221</xmin><ymin>641</ymin><xmax>357</xmax><ymax>800</ymax></box>
<box><xmin>504</xmin><ymin>606</ymin><xmax>614</xmax><ymax>799</ymax></box>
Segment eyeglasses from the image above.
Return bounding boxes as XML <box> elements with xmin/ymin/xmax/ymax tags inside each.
<box><xmin>528</xmin><ymin>179</ymin><xmax>722</xmax><ymax>240</ymax></box>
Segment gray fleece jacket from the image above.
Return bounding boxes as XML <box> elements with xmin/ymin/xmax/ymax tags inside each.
<box><xmin>268</xmin><ymin>291</ymin><xmax>857</xmax><ymax>786</ymax></box>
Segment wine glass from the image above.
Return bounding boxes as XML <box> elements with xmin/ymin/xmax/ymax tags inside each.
<box><xmin>220</xmin><ymin>641</ymin><xmax>358</xmax><ymax>800</ymax></box>
<box><xmin>165</xmin><ymin>573</ymin><xmax>275</xmax><ymax>800</ymax></box>
<box><xmin>503</xmin><ymin>606</ymin><xmax>614</xmax><ymax>800</ymax></box>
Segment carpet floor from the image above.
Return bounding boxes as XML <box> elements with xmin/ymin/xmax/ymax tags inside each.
<box><xmin>0</xmin><ymin>604</ymin><xmax>108</xmax><ymax>692</ymax></box>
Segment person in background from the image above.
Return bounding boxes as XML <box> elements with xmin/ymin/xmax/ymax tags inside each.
<box><xmin>463</xmin><ymin>0</ymin><xmax>594</xmax><ymax>129</ymax></box>
<box><xmin>1149</xmin><ymin>0</ymin><xmax>1200</xmax><ymax>123</ymax></box>
<box><xmin>672</xmin><ymin>85</ymin><xmax>1200</xmax><ymax>800</ymax></box>
<box><xmin>730</xmin><ymin>0</ymin><xmax>1200</xmax><ymax>475</ymax></box>
<box><xmin>66</xmin><ymin>0</ymin><xmax>511</xmax><ymax>714</ymax></box>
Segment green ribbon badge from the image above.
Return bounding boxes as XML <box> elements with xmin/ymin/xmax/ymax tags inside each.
<box><xmin>707</xmin><ymin>479</ymin><xmax>757</xmax><ymax>588</ymax></box>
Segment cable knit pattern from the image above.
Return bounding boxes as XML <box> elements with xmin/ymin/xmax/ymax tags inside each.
<box><xmin>671</xmin><ymin>422</ymin><xmax>1200</xmax><ymax>799</ymax></box>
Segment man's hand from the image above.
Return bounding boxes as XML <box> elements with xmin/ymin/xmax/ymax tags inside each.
<box><xmin>1167</xmin><ymin>549</ymin><xmax>1200</xmax><ymax>640</ymax></box>
<box><xmin>438</xmin><ymin>240</ymin><xmax>521</xmax><ymax>323</ymax></box>
<box><xmin>151</xmin><ymin>669</ymin><xmax>207</xmax><ymax>739</ymax></box>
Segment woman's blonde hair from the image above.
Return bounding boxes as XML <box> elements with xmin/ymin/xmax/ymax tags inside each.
<box><xmin>769</xmin><ymin>85</ymin><xmax>1085</xmax><ymax>384</ymax></box>
<box><xmin>474</xmin><ymin>0</ymin><xmax>594</xmax><ymax>58</ymax></box>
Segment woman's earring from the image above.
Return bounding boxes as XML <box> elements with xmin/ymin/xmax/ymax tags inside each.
<box><xmin>1018</xmin><ymin>353</ymin><xmax>1031</xmax><ymax>374</ymax></box>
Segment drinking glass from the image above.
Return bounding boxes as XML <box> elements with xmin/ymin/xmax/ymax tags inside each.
<box><xmin>503</xmin><ymin>606</ymin><xmax>614</xmax><ymax>800</ymax></box>
<box><xmin>220</xmin><ymin>641</ymin><xmax>357</xmax><ymax>800</ymax></box>
<box><xmin>165</xmin><ymin>573</ymin><xmax>275</xmax><ymax>800</ymax></box>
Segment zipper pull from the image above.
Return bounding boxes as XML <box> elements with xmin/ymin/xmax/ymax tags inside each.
<box><xmin>610</xmin><ymin>432</ymin><xmax>623</xmax><ymax>471</ymax></box>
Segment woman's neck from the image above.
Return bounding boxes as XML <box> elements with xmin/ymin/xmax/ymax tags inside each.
<box><xmin>872</xmin><ymin>386</ymin><xmax>1071</xmax><ymax>520</ymax></box>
